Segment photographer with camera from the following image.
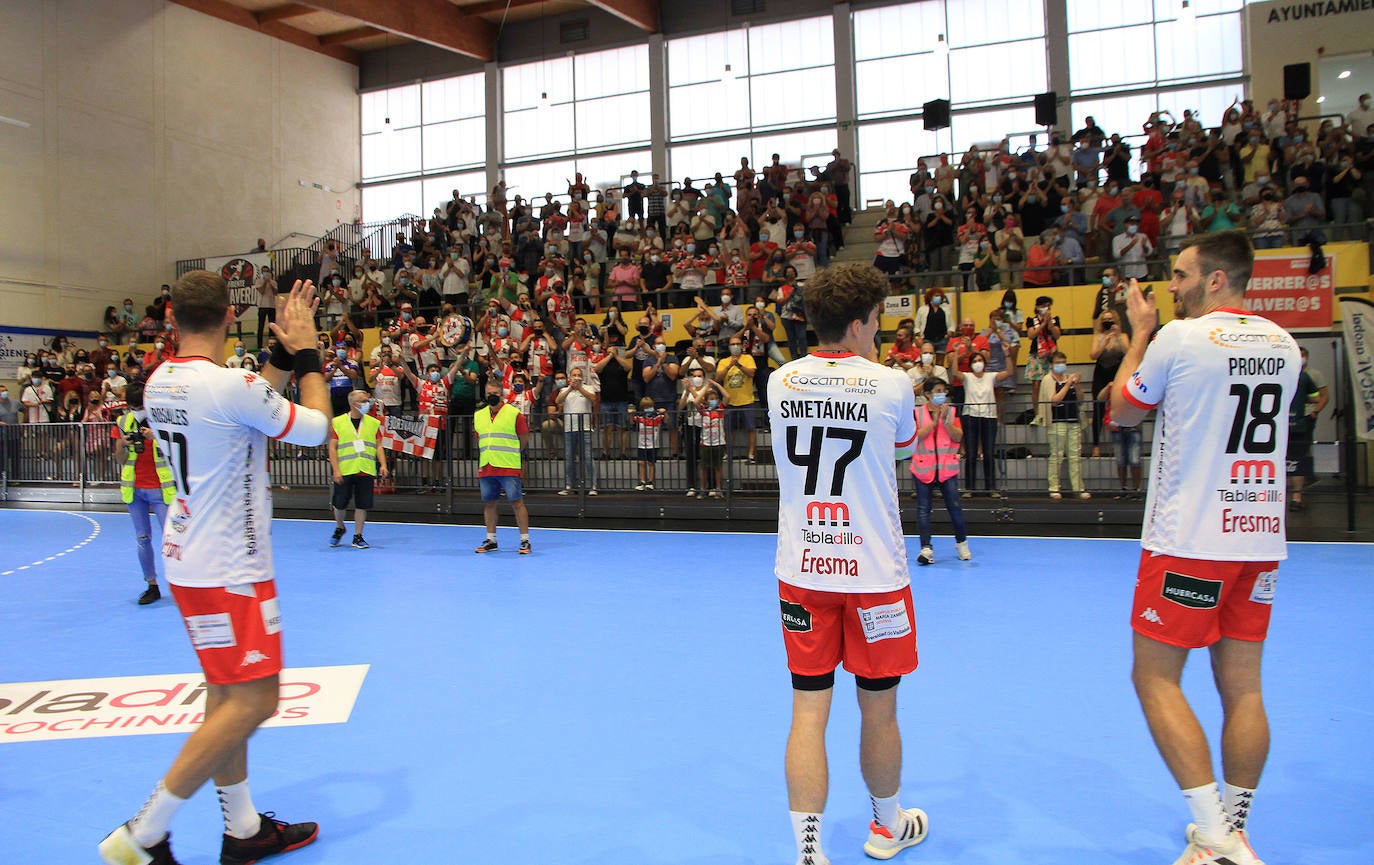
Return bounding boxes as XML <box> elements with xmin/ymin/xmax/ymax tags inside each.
<box><xmin>112</xmin><ymin>382</ymin><xmax>176</xmax><ymax>606</ymax></box>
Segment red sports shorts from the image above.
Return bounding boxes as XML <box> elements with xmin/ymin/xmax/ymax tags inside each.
<box><xmin>778</xmin><ymin>581</ymin><xmax>918</xmax><ymax>680</ymax></box>
<box><xmin>1131</xmin><ymin>551</ymin><xmax>1278</xmax><ymax>649</ymax></box>
<box><xmin>170</xmin><ymin>580</ymin><xmax>284</xmax><ymax>685</ymax></box>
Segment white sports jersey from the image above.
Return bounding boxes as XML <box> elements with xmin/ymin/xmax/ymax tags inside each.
<box><xmin>1122</xmin><ymin>307</ymin><xmax>1300</xmax><ymax>561</ymax></box>
<box><xmin>768</xmin><ymin>351</ymin><xmax>917</xmax><ymax>592</ymax></box>
<box><xmin>145</xmin><ymin>357</ymin><xmax>330</xmax><ymax>588</ymax></box>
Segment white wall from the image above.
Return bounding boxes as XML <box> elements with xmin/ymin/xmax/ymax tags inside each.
<box><xmin>0</xmin><ymin>0</ymin><xmax>360</xmax><ymax>332</ymax></box>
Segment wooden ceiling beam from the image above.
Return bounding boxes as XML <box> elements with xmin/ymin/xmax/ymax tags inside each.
<box><xmin>318</xmin><ymin>25</ymin><xmax>384</xmax><ymax>45</ymax></box>
<box><xmin>296</xmin><ymin>0</ymin><xmax>496</xmax><ymax>61</ymax></box>
<box><xmin>168</xmin><ymin>0</ymin><xmax>360</xmax><ymax>65</ymax></box>
<box><xmin>585</xmin><ymin>0</ymin><xmax>659</xmax><ymax>32</ymax></box>
<box><xmin>255</xmin><ymin>3</ymin><xmax>316</xmax><ymax>23</ymax></box>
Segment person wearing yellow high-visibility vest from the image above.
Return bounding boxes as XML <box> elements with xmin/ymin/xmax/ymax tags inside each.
<box><xmin>473</xmin><ymin>378</ymin><xmax>532</xmax><ymax>554</ymax></box>
<box><xmin>112</xmin><ymin>381</ymin><xmax>176</xmax><ymax>605</ymax></box>
<box><xmin>326</xmin><ymin>390</ymin><xmax>388</xmax><ymax>549</ymax></box>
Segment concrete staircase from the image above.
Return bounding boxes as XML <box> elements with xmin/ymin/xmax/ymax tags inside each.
<box><xmin>832</xmin><ymin>207</ymin><xmax>887</xmax><ymax>267</ymax></box>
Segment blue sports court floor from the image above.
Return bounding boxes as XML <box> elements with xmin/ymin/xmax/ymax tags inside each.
<box><xmin>1</xmin><ymin>509</ymin><xmax>1370</xmax><ymax>865</ymax></box>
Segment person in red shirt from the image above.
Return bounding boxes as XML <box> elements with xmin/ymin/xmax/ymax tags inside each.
<box><xmin>402</xmin><ymin>354</ymin><xmax>467</xmax><ymax>492</ymax></box>
<box><xmin>884</xmin><ymin>326</ymin><xmax>922</xmax><ymax>373</ymax></box>
<box><xmin>111</xmin><ymin>382</ymin><xmax>174</xmax><ymax>606</ymax></box>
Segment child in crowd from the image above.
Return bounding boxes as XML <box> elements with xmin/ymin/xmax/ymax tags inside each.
<box><xmin>631</xmin><ymin>397</ymin><xmax>666</xmax><ymax>490</ymax></box>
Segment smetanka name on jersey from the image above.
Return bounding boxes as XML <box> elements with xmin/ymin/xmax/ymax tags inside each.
<box><xmin>777</xmin><ymin>399</ymin><xmax>869</xmax><ymax>422</ymax></box>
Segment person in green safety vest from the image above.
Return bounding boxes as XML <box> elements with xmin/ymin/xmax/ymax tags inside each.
<box><xmin>473</xmin><ymin>377</ymin><xmax>532</xmax><ymax>554</ymax></box>
<box><xmin>326</xmin><ymin>390</ymin><xmax>388</xmax><ymax>549</ymax></box>
<box><xmin>111</xmin><ymin>381</ymin><xmax>176</xmax><ymax>605</ymax></box>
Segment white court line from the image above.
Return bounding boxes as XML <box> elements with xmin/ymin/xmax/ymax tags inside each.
<box><xmin>0</xmin><ymin>511</ymin><xmax>102</xmax><ymax>576</ymax></box>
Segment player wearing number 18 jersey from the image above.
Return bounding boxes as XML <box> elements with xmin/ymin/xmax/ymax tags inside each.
<box><xmin>767</xmin><ymin>263</ymin><xmax>926</xmax><ymax>865</ymax></box>
<box><xmin>1111</xmin><ymin>232</ymin><xmax>1297</xmax><ymax>865</ymax></box>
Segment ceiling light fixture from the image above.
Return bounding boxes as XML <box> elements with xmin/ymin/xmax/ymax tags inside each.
<box><xmin>1339</xmin><ymin>70</ymin><xmax>1352</xmax><ymax>79</ymax></box>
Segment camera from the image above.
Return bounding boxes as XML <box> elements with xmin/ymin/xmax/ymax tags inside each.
<box><xmin>131</xmin><ymin>426</ymin><xmax>148</xmax><ymax>454</ymax></box>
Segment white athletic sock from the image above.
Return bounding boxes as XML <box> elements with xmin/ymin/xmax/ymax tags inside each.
<box><xmin>487</xmin><ymin>532</ymin><xmax>497</xmax><ymax>542</ymax></box>
<box><xmin>1181</xmin><ymin>782</ymin><xmax>1229</xmax><ymax>844</ymax></box>
<box><xmin>790</xmin><ymin>811</ymin><xmax>824</xmax><ymax>865</ymax></box>
<box><xmin>128</xmin><ymin>781</ymin><xmax>187</xmax><ymax>847</ymax></box>
<box><xmin>1223</xmin><ymin>782</ymin><xmax>1256</xmax><ymax>832</ymax></box>
<box><xmin>870</xmin><ymin>791</ymin><xmax>901</xmax><ymax>831</ymax></box>
<box><xmin>216</xmin><ymin>780</ymin><xmax>261</xmax><ymax>839</ymax></box>
<box><xmin>520</xmin><ymin>533</ymin><xmax>530</xmax><ymax>542</ymax></box>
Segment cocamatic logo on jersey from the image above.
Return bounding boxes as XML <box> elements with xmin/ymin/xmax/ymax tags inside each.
<box><xmin>780</xmin><ymin>370</ymin><xmax>880</xmax><ymax>395</ymax></box>
<box><xmin>1228</xmin><ymin>459</ymin><xmax>1278</xmax><ymax>485</ymax></box>
<box><xmin>1160</xmin><ymin>571</ymin><xmax>1222</xmax><ymax>610</ymax></box>
<box><xmin>1207</xmin><ymin>327</ymin><xmax>1294</xmax><ymax>351</ymax></box>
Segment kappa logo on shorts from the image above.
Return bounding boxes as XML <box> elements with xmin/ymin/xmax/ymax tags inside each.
<box><xmin>780</xmin><ymin>599</ymin><xmax>813</xmax><ymax>633</ymax></box>
<box><xmin>1140</xmin><ymin>607</ymin><xmax>1163</xmax><ymax>625</ymax></box>
<box><xmin>1160</xmin><ymin>571</ymin><xmax>1222</xmax><ymax>610</ymax></box>
<box><xmin>240</xmin><ymin>650</ymin><xmax>271</xmax><ymax>667</ymax></box>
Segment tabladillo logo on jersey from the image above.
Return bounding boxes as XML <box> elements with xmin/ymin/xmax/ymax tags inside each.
<box><xmin>781</xmin><ymin>371</ymin><xmax>881</xmax><ymax>393</ymax></box>
<box><xmin>1207</xmin><ymin>327</ymin><xmax>1293</xmax><ymax>351</ymax></box>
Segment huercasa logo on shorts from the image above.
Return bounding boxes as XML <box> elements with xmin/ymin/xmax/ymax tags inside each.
<box><xmin>780</xmin><ymin>600</ymin><xmax>813</xmax><ymax>633</ymax></box>
<box><xmin>1160</xmin><ymin>572</ymin><xmax>1222</xmax><ymax>610</ymax></box>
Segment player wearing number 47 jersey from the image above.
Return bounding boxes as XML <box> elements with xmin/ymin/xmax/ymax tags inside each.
<box><xmin>100</xmin><ymin>273</ymin><xmax>333</xmax><ymax>865</ymax></box>
<box><xmin>767</xmin><ymin>263</ymin><xmax>927</xmax><ymax>865</ymax></box>
<box><xmin>1111</xmin><ymin>232</ymin><xmax>1299</xmax><ymax>865</ymax></box>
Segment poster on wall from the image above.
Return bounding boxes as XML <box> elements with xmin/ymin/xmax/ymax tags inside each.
<box><xmin>1338</xmin><ymin>297</ymin><xmax>1374</xmax><ymax>442</ymax></box>
<box><xmin>204</xmin><ymin>252</ymin><xmax>275</xmax><ymax>318</ymax></box>
<box><xmin>1246</xmin><ymin>252</ymin><xmax>1334</xmax><ymax>331</ymax></box>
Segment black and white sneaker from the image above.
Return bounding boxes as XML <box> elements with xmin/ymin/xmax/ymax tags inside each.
<box><xmin>99</xmin><ymin>824</ymin><xmax>181</xmax><ymax>865</ymax></box>
<box><xmin>330</xmin><ymin>527</ymin><xmax>345</xmax><ymax>547</ymax></box>
<box><xmin>219</xmin><ymin>812</ymin><xmax>319</xmax><ymax>865</ymax></box>
<box><xmin>351</xmin><ymin>535</ymin><xmax>369</xmax><ymax>549</ymax></box>
<box><xmin>863</xmin><ymin>807</ymin><xmax>929</xmax><ymax>859</ymax></box>
<box><xmin>474</xmin><ymin>539</ymin><xmax>499</xmax><ymax>554</ymax></box>
<box><xmin>518</xmin><ymin>539</ymin><xmax>532</xmax><ymax>555</ymax></box>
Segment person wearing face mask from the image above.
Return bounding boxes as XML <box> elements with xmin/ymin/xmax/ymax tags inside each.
<box><xmin>1248</xmin><ymin>185</ymin><xmax>1286</xmax><ymax>249</ymax></box>
<box><xmin>629</xmin><ymin>396</ymin><xmax>668</xmax><ymax>490</ymax></box>
<box><xmin>1326</xmin><ymin>147</ymin><xmax>1363</xmax><ymax>241</ymax></box>
<box><xmin>1037</xmin><ymin>350</ymin><xmax>1090</xmax><ymax>499</ymax></box>
<box><xmin>913</xmin><ymin>290</ymin><xmax>950</xmax><ymax>354</ymax></box>
<box><xmin>142</xmin><ymin>333</ymin><xmax>175</xmax><ymax>375</ymax></box>
<box><xmin>473</xmin><ymin>379</ymin><xmax>533</xmax><ymax>554</ymax></box>
<box><xmin>1088</xmin><ymin>309</ymin><xmax>1129</xmax><ymax>459</ymax></box>
<box><xmin>1111</xmin><ymin>216</ymin><xmax>1155</xmax><ymax>281</ymax></box>
<box><xmin>225</xmin><ymin>340</ymin><xmax>249</xmax><ymax>369</ymax></box>
<box><xmin>0</xmin><ymin>383</ymin><xmax>18</xmax><ymax>480</ymax></box>
<box><xmin>1025</xmin><ymin>295</ymin><xmax>1061</xmax><ymax>388</ymax></box>
<box><xmin>693</xmin><ymin>382</ymin><xmax>730</xmax><ymax>498</ymax></box>
<box><xmin>905</xmin><ymin>340</ymin><xmax>950</xmax><ymax>405</ymax></box>
<box><xmin>678</xmin><ymin>368</ymin><xmax>722</xmax><ymax>496</ymax></box>
<box><xmin>326</xmin><ymin>389</ymin><xmax>388</xmax><ymax>549</ymax></box>
<box><xmin>714</xmin><ymin>336</ymin><xmax>757</xmax><ymax>463</ymax></box>
<box><xmin>110</xmin><ymin>382</ymin><xmax>177</xmax><ymax>604</ymax></box>
<box><xmin>323</xmin><ymin>344</ymin><xmax>361</xmax><ymax>417</ymax></box>
<box><xmin>910</xmin><ymin>378</ymin><xmax>972</xmax><ymax>564</ymax></box>
<box><xmin>922</xmin><ymin>194</ymin><xmax>957</xmax><ymax>285</ymax></box>
<box><xmin>407</xmin><ymin>352</ymin><xmax>467</xmax><ymax>491</ymax></box>
<box><xmin>554</xmin><ymin>367</ymin><xmax>600</xmax><ymax>496</ymax></box>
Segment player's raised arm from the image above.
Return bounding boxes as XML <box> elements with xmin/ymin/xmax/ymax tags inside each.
<box><xmin>264</xmin><ymin>280</ymin><xmax>331</xmax><ymax>442</ymax></box>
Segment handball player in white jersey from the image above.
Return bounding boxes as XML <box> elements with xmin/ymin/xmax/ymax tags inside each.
<box><xmin>1110</xmin><ymin>231</ymin><xmax>1299</xmax><ymax>865</ymax></box>
<box><xmin>767</xmin><ymin>262</ymin><xmax>926</xmax><ymax>865</ymax></box>
<box><xmin>100</xmin><ymin>272</ymin><xmax>333</xmax><ymax>865</ymax></box>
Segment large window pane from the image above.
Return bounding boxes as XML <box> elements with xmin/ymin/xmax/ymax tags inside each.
<box><xmin>504</xmin><ymin>58</ymin><xmax>574</xmax><ymax>111</ymax></box>
<box><xmin>948</xmin><ymin>0</ymin><xmax>1045</xmax><ymax>46</ymax></box>
<box><xmin>362</xmin><ymin>180</ymin><xmax>422</xmax><ymax>223</ymax></box>
<box><xmin>668</xmin><ymin>31</ymin><xmax>748</xmax><ymax>87</ymax></box>
<box><xmin>748</xmin><ymin>16</ymin><xmax>833</xmax><ymax>75</ymax></box>
<box><xmin>949</xmin><ymin>41</ymin><xmax>1046</xmax><ymax>104</ymax></box>
<box><xmin>670</xmin><ymin>138</ymin><xmax>750</xmax><ymax>187</ymax></box>
<box><xmin>361</xmin><ymin>84</ymin><xmax>420</xmax><ymax>134</ymax></box>
<box><xmin>669</xmin><ymin>80</ymin><xmax>751</xmax><ymax>139</ymax></box>
<box><xmin>1070</xmin><ymin>92</ymin><xmax>1160</xmax><ymax>141</ymax></box>
<box><xmin>856</xmin><ymin>54</ymin><xmax>950</xmax><ymax>117</ymax></box>
<box><xmin>750</xmin><ymin>68</ymin><xmax>837</xmax><ymax>129</ymax></box>
<box><xmin>1069</xmin><ymin>26</ymin><xmax>1156</xmax><ymax>92</ymax></box>
<box><xmin>422</xmin><ymin>118</ymin><xmax>485</xmax><ymax>172</ymax></box>
<box><xmin>854</xmin><ymin>2</ymin><xmax>944</xmax><ymax>61</ymax></box>
<box><xmin>576</xmin><ymin>44</ymin><xmax>650</xmax><ymax>100</ymax></box>
<box><xmin>504</xmin><ymin>160</ymin><xmax>577</xmax><ymax>205</ymax></box>
<box><xmin>1154</xmin><ymin>13</ymin><xmax>1243</xmax><ymax>83</ymax></box>
<box><xmin>1067</xmin><ymin>0</ymin><xmax>1152</xmax><ymax>32</ymax></box>
<box><xmin>951</xmin><ymin>106</ymin><xmax>1039</xmax><ymax>154</ymax></box>
<box><xmin>1153</xmin><ymin>0</ymin><xmax>1243</xmax><ymax>16</ymax></box>
<box><xmin>751</xmin><ymin>129</ymin><xmax>839</xmax><ymax>175</ymax></box>
<box><xmin>505</xmin><ymin>105</ymin><xmax>575</xmax><ymax>161</ymax></box>
<box><xmin>576</xmin><ymin>150</ymin><xmax>651</xmax><ymax>191</ymax></box>
<box><xmin>576</xmin><ymin>93</ymin><xmax>652</xmax><ymax>152</ymax></box>
<box><xmin>362</xmin><ymin>127</ymin><xmax>421</xmax><ymax>180</ymax></box>
<box><xmin>422</xmin><ymin>73</ymin><xmax>484</xmax><ymax>124</ymax></box>
<box><xmin>858</xmin><ymin>119</ymin><xmax>943</xmax><ymax>206</ymax></box>
<box><xmin>1156</xmin><ymin>84</ymin><xmax>1243</xmax><ymax>128</ymax></box>
<box><xmin>422</xmin><ymin>173</ymin><xmax>487</xmax><ymax>213</ymax></box>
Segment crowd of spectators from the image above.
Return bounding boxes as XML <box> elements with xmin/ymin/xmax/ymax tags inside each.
<box><xmin>7</xmin><ymin>96</ymin><xmax>1358</xmax><ymax>494</ymax></box>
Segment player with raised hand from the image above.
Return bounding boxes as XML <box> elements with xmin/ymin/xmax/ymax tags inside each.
<box><xmin>768</xmin><ymin>262</ymin><xmax>926</xmax><ymax>865</ymax></box>
<box><xmin>1110</xmin><ymin>231</ymin><xmax>1299</xmax><ymax>865</ymax></box>
<box><xmin>99</xmin><ymin>274</ymin><xmax>332</xmax><ymax>865</ymax></box>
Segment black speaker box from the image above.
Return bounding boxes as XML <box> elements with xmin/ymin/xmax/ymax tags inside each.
<box><xmin>923</xmin><ymin>99</ymin><xmax>950</xmax><ymax>131</ymax></box>
<box><xmin>1034</xmin><ymin>91</ymin><xmax>1058</xmax><ymax>127</ymax></box>
<box><xmin>1283</xmin><ymin>63</ymin><xmax>1311</xmax><ymax>101</ymax></box>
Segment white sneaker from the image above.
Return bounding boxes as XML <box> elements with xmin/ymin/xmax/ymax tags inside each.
<box><xmin>685</xmin><ymin>488</ymin><xmax>697</xmax><ymax>497</ymax></box>
<box><xmin>955</xmin><ymin>541</ymin><xmax>971</xmax><ymax>561</ymax></box>
<box><xmin>863</xmin><ymin>807</ymin><xmax>928</xmax><ymax>860</ymax></box>
<box><xmin>98</xmin><ymin>824</ymin><xmax>163</xmax><ymax>865</ymax></box>
<box><xmin>917</xmin><ymin>546</ymin><xmax>934</xmax><ymax>566</ymax></box>
<box><xmin>1171</xmin><ymin>825</ymin><xmax>1264</xmax><ymax>865</ymax></box>
<box><xmin>558</xmin><ymin>487</ymin><xmax>572</xmax><ymax>496</ymax></box>
<box><xmin>588</xmin><ymin>488</ymin><xmax>598</xmax><ymax>496</ymax></box>
<box><xmin>645</xmin><ymin>483</ymin><xmax>654</xmax><ymax>490</ymax></box>
<box><xmin>634</xmin><ymin>483</ymin><xmax>646</xmax><ymax>491</ymax></box>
